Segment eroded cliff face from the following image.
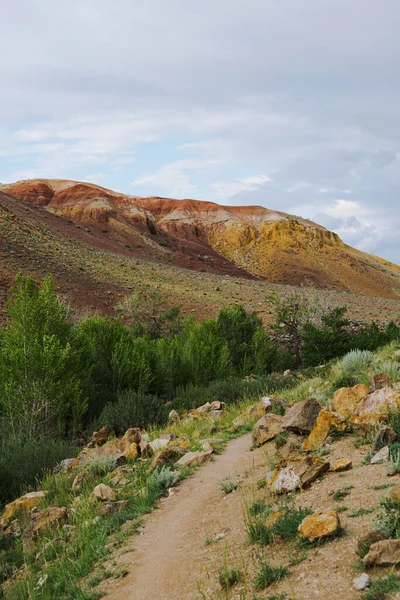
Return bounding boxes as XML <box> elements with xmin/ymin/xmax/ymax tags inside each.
<box><xmin>5</xmin><ymin>178</ymin><xmax>400</xmax><ymax>297</ymax></box>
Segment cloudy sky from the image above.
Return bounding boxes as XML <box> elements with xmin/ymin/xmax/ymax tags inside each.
<box><xmin>2</xmin><ymin>0</ymin><xmax>400</xmax><ymax>262</ymax></box>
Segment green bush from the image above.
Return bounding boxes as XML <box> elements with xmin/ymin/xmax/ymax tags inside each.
<box><xmin>97</xmin><ymin>389</ymin><xmax>169</xmax><ymax>435</ymax></box>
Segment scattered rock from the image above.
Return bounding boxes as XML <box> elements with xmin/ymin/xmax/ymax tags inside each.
<box><xmin>302</xmin><ymin>409</ymin><xmax>347</xmax><ymax>451</ymax></box>
<box><xmin>252</xmin><ymin>414</ymin><xmax>284</xmax><ymax>447</ymax></box>
<box><xmin>124</xmin><ymin>442</ymin><xmax>139</xmax><ymax>460</ymax></box>
<box><xmin>175</xmin><ymin>450</ymin><xmax>213</xmax><ymax>468</ymax></box>
<box><xmin>372</xmin><ymin>373</ymin><xmax>392</xmax><ymax>391</ymax></box>
<box><xmin>89</xmin><ymin>484</ymin><xmax>117</xmax><ymax>502</ymax></box>
<box><xmin>351</xmin><ymin>387</ymin><xmax>400</xmax><ymax>431</ymax></box>
<box><xmin>390</xmin><ymin>484</ymin><xmax>400</xmax><ymax>502</ymax></box>
<box><xmin>269</xmin><ymin>467</ymin><xmax>301</xmax><ymax>494</ymax></box>
<box><xmin>139</xmin><ymin>440</ymin><xmax>153</xmax><ymax>458</ymax></box>
<box><xmin>285</xmin><ymin>455</ymin><xmax>330</xmax><ymax>488</ymax></box>
<box><xmin>119</xmin><ymin>429</ymin><xmax>141</xmax><ymax>455</ymax></box>
<box><xmin>372</xmin><ymin>426</ymin><xmax>397</xmax><ymax>451</ymax></box>
<box><xmin>282</xmin><ymin>398</ymin><xmax>322</xmax><ymax>434</ymax></box>
<box><xmin>227</xmin><ymin>417</ymin><xmax>246</xmax><ymax>433</ymax></box>
<box><xmin>363</xmin><ymin>539</ymin><xmax>400</xmax><ymax>567</ymax></box>
<box><xmin>283</xmin><ymin>369</ymin><xmax>292</xmax><ymax>377</ymax></box>
<box><xmin>90</xmin><ymin>426</ymin><xmax>112</xmax><ymax>447</ymax></box>
<box><xmin>72</xmin><ymin>471</ymin><xmax>89</xmax><ymax>492</ymax></box>
<box><xmin>57</xmin><ymin>458</ymin><xmax>76</xmax><ymax>471</ymax></box>
<box><xmin>150</xmin><ymin>446</ymin><xmax>186</xmax><ymax>471</ymax></box>
<box><xmin>109</xmin><ymin>475</ymin><xmax>130</xmax><ymax>487</ymax></box>
<box><xmin>168</xmin><ymin>409</ymin><xmax>180</xmax><ymax>423</ymax></box>
<box><xmin>353</xmin><ymin>574</ymin><xmax>371</xmax><ymax>591</ymax></box>
<box><xmin>98</xmin><ymin>500</ymin><xmax>129</xmax><ymax>516</ymax></box>
<box><xmin>357</xmin><ymin>531</ymin><xmax>388</xmax><ymax>557</ymax></box>
<box><xmin>330</xmin><ymin>458</ymin><xmax>352</xmax><ymax>472</ymax></box>
<box><xmin>370</xmin><ymin>446</ymin><xmax>390</xmax><ymax>464</ymax></box>
<box><xmin>79</xmin><ymin>441</ymin><xmax>127</xmax><ymax>468</ymax></box>
<box><xmin>298</xmin><ymin>511</ymin><xmax>340</xmax><ymax>542</ymax></box>
<box><xmin>196</xmin><ymin>402</ymin><xmax>211</xmax><ymax>414</ymax></box>
<box><xmin>332</xmin><ymin>384</ymin><xmax>369</xmax><ymax>419</ymax></box>
<box><xmin>149</xmin><ymin>438</ymin><xmax>170</xmax><ymax>452</ymax></box>
<box><xmin>1</xmin><ymin>491</ymin><xmax>46</xmax><ymax>528</ymax></box>
<box><xmin>210</xmin><ymin>401</ymin><xmax>225</xmax><ymax>411</ymax></box>
<box><xmin>23</xmin><ymin>507</ymin><xmax>68</xmax><ymax>552</ymax></box>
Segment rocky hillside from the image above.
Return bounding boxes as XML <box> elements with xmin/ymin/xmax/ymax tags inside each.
<box><xmin>1</xmin><ymin>345</ymin><xmax>400</xmax><ymax>599</ymax></box>
<box><xmin>5</xmin><ymin>179</ymin><xmax>400</xmax><ymax>299</ymax></box>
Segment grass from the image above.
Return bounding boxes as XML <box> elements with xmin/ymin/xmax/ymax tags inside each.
<box><xmin>218</xmin><ymin>567</ymin><xmax>244</xmax><ymax>590</ymax></box>
<box><xmin>217</xmin><ymin>474</ymin><xmax>239</xmax><ymax>494</ymax></box>
<box><xmin>348</xmin><ymin>508</ymin><xmax>375</xmax><ymax>518</ymax></box>
<box><xmin>246</xmin><ymin>519</ymin><xmax>274</xmax><ymax>546</ymax></box>
<box><xmin>363</xmin><ymin>572</ymin><xmax>400</xmax><ymax>600</ymax></box>
<box><xmin>253</xmin><ymin>559</ymin><xmax>288</xmax><ymax>591</ymax></box>
<box><xmin>329</xmin><ymin>485</ymin><xmax>354</xmax><ymax>502</ymax></box>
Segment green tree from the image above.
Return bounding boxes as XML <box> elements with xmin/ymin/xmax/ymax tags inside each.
<box><xmin>0</xmin><ymin>274</ymin><xmax>86</xmax><ymax>438</ymax></box>
<box><xmin>217</xmin><ymin>305</ymin><xmax>262</xmax><ymax>373</ymax></box>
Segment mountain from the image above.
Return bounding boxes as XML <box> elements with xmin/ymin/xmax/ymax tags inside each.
<box><xmin>4</xmin><ymin>179</ymin><xmax>400</xmax><ymax>300</ymax></box>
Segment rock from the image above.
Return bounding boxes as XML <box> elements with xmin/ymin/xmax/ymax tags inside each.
<box><xmin>269</xmin><ymin>468</ymin><xmax>301</xmax><ymax>494</ymax></box>
<box><xmin>139</xmin><ymin>440</ymin><xmax>153</xmax><ymax>458</ymax></box>
<box><xmin>149</xmin><ymin>438</ymin><xmax>170</xmax><ymax>452</ymax></box>
<box><xmin>79</xmin><ymin>441</ymin><xmax>127</xmax><ymax>468</ymax></box>
<box><xmin>286</xmin><ymin>456</ymin><xmax>330</xmax><ymax>488</ymax></box>
<box><xmin>283</xmin><ymin>369</ymin><xmax>292</xmax><ymax>377</ymax></box>
<box><xmin>351</xmin><ymin>387</ymin><xmax>400</xmax><ymax>431</ymax></box>
<box><xmin>57</xmin><ymin>458</ymin><xmax>76</xmax><ymax>472</ymax></box>
<box><xmin>210</xmin><ymin>401</ymin><xmax>225</xmax><ymax>411</ymax></box>
<box><xmin>370</xmin><ymin>445</ymin><xmax>390</xmax><ymax>464</ymax></box>
<box><xmin>265</xmin><ymin>509</ymin><xmax>287</xmax><ymax>528</ymax></box>
<box><xmin>282</xmin><ymin>398</ymin><xmax>322</xmax><ymax>434</ymax></box>
<box><xmin>202</xmin><ymin>442</ymin><xmax>213</xmax><ymax>452</ymax></box>
<box><xmin>227</xmin><ymin>417</ymin><xmax>246</xmax><ymax>433</ymax></box>
<box><xmin>109</xmin><ymin>475</ymin><xmax>130</xmax><ymax>487</ymax></box>
<box><xmin>353</xmin><ymin>574</ymin><xmax>371</xmax><ymax>591</ymax></box>
<box><xmin>98</xmin><ymin>500</ymin><xmax>129</xmax><ymax>517</ymax></box>
<box><xmin>372</xmin><ymin>426</ymin><xmax>397</xmax><ymax>451</ymax></box>
<box><xmin>332</xmin><ymin>384</ymin><xmax>369</xmax><ymax>419</ymax></box>
<box><xmin>1</xmin><ymin>491</ymin><xmax>46</xmax><ymax>528</ymax></box>
<box><xmin>23</xmin><ymin>507</ymin><xmax>68</xmax><ymax>552</ymax></box>
<box><xmin>390</xmin><ymin>484</ymin><xmax>400</xmax><ymax>502</ymax></box>
<box><xmin>357</xmin><ymin>531</ymin><xmax>388</xmax><ymax>557</ymax></box>
<box><xmin>89</xmin><ymin>484</ymin><xmax>117</xmax><ymax>502</ymax></box>
<box><xmin>298</xmin><ymin>511</ymin><xmax>340</xmax><ymax>542</ymax></box>
<box><xmin>302</xmin><ymin>409</ymin><xmax>347</xmax><ymax>451</ymax></box>
<box><xmin>168</xmin><ymin>409</ymin><xmax>180</xmax><ymax>423</ymax></box>
<box><xmin>330</xmin><ymin>458</ymin><xmax>352</xmax><ymax>472</ymax></box>
<box><xmin>246</xmin><ymin>403</ymin><xmax>267</xmax><ymax>421</ymax></box>
<box><xmin>150</xmin><ymin>446</ymin><xmax>186</xmax><ymax>471</ymax></box>
<box><xmin>372</xmin><ymin>373</ymin><xmax>392</xmax><ymax>391</ymax></box>
<box><xmin>199</xmin><ymin>438</ymin><xmax>224</xmax><ymax>446</ymax></box>
<box><xmin>119</xmin><ymin>429</ymin><xmax>141</xmax><ymax>455</ymax></box>
<box><xmin>175</xmin><ymin>450</ymin><xmax>213</xmax><ymax>468</ymax></box>
<box><xmin>124</xmin><ymin>442</ymin><xmax>139</xmax><ymax>460</ymax></box>
<box><xmin>196</xmin><ymin>402</ymin><xmax>211</xmax><ymax>414</ymax></box>
<box><xmin>252</xmin><ymin>414</ymin><xmax>284</xmax><ymax>447</ymax></box>
<box><xmin>90</xmin><ymin>426</ymin><xmax>112</xmax><ymax>447</ymax></box>
<box><xmin>363</xmin><ymin>539</ymin><xmax>400</xmax><ymax>566</ymax></box>
<box><xmin>72</xmin><ymin>471</ymin><xmax>89</xmax><ymax>492</ymax></box>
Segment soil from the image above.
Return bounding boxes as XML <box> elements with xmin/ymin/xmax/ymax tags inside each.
<box><xmin>99</xmin><ymin>434</ymin><xmax>400</xmax><ymax>600</ymax></box>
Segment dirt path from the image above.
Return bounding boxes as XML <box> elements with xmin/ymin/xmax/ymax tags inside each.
<box><xmin>100</xmin><ymin>433</ymin><xmax>398</xmax><ymax>600</ymax></box>
<box><xmin>101</xmin><ymin>434</ymin><xmax>263</xmax><ymax>600</ymax></box>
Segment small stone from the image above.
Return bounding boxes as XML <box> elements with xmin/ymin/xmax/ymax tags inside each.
<box><xmin>252</xmin><ymin>414</ymin><xmax>284</xmax><ymax>447</ymax></box>
<box><xmin>372</xmin><ymin>373</ymin><xmax>391</xmax><ymax>391</ymax></box>
<box><xmin>353</xmin><ymin>574</ymin><xmax>371</xmax><ymax>591</ymax></box>
<box><xmin>370</xmin><ymin>446</ymin><xmax>390</xmax><ymax>464</ymax></box>
<box><xmin>282</xmin><ymin>398</ymin><xmax>322</xmax><ymax>434</ymax></box>
<box><xmin>168</xmin><ymin>409</ymin><xmax>180</xmax><ymax>423</ymax></box>
<box><xmin>109</xmin><ymin>475</ymin><xmax>130</xmax><ymax>487</ymax></box>
<box><xmin>175</xmin><ymin>450</ymin><xmax>213</xmax><ymax>468</ymax></box>
<box><xmin>89</xmin><ymin>484</ymin><xmax>117</xmax><ymax>502</ymax></box>
<box><xmin>363</xmin><ymin>539</ymin><xmax>400</xmax><ymax>566</ymax></box>
<box><xmin>330</xmin><ymin>458</ymin><xmax>352</xmax><ymax>472</ymax></box>
<box><xmin>298</xmin><ymin>511</ymin><xmax>340</xmax><ymax>542</ymax></box>
<box><xmin>270</xmin><ymin>468</ymin><xmax>301</xmax><ymax>494</ymax></box>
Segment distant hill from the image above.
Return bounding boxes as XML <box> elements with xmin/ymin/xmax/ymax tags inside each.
<box><xmin>4</xmin><ymin>179</ymin><xmax>400</xmax><ymax>300</ymax></box>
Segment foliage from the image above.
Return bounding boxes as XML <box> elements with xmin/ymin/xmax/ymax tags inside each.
<box><xmin>253</xmin><ymin>558</ymin><xmax>288</xmax><ymax>591</ymax></box>
<box><xmin>97</xmin><ymin>390</ymin><xmax>169</xmax><ymax>435</ymax></box>
<box><xmin>148</xmin><ymin>466</ymin><xmax>180</xmax><ymax>497</ymax></box>
<box><xmin>217</xmin><ymin>304</ymin><xmax>262</xmax><ymax>373</ymax></box>
<box><xmin>217</xmin><ymin>474</ymin><xmax>239</xmax><ymax>494</ymax></box>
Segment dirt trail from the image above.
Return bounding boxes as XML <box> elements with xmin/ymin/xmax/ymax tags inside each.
<box><xmin>101</xmin><ymin>434</ymin><xmax>262</xmax><ymax>600</ymax></box>
<box><xmin>101</xmin><ymin>433</ymin><xmax>398</xmax><ymax>600</ymax></box>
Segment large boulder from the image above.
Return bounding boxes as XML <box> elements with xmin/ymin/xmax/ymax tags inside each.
<box><xmin>269</xmin><ymin>456</ymin><xmax>329</xmax><ymax>493</ymax></box>
<box><xmin>350</xmin><ymin>387</ymin><xmax>400</xmax><ymax>431</ymax></box>
<box><xmin>150</xmin><ymin>446</ymin><xmax>186</xmax><ymax>471</ymax></box>
<box><xmin>89</xmin><ymin>484</ymin><xmax>117</xmax><ymax>502</ymax></box>
<box><xmin>252</xmin><ymin>414</ymin><xmax>284</xmax><ymax>447</ymax></box>
<box><xmin>363</xmin><ymin>540</ymin><xmax>400</xmax><ymax>567</ymax></box>
<box><xmin>23</xmin><ymin>507</ymin><xmax>68</xmax><ymax>552</ymax></box>
<box><xmin>302</xmin><ymin>409</ymin><xmax>347</xmax><ymax>451</ymax></box>
<box><xmin>282</xmin><ymin>398</ymin><xmax>322</xmax><ymax>434</ymax></box>
<box><xmin>175</xmin><ymin>450</ymin><xmax>213</xmax><ymax>468</ymax></box>
<box><xmin>1</xmin><ymin>491</ymin><xmax>46</xmax><ymax>528</ymax></box>
<box><xmin>330</xmin><ymin>458</ymin><xmax>352</xmax><ymax>473</ymax></box>
<box><xmin>332</xmin><ymin>384</ymin><xmax>369</xmax><ymax>419</ymax></box>
<box><xmin>89</xmin><ymin>426</ymin><xmax>112</xmax><ymax>447</ymax></box>
<box><xmin>298</xmin><ymin>511</ymin><xmax>340</xmax><ymax>542</ymax></box>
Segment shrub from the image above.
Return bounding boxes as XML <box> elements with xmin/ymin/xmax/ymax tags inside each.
<box><xmin>254</xmin><ymin>559</ymin><xmax>288</xmax><ymax>590</ymax></box>
<box><xmin>97</xmin><ymin>390</ymin><xmax>169</xmax><ymax>435</ymax></box>
<box><xmin>272</xmin><ymin>505</ymin><xmax>313</xmax><ymax>540</ymax></box>
<box><xmin>217</xmin><ymin>474</ymin><xmax>239</xmax><ymax>494</ymax></box>
<box><xmin>218</xmin><ymin>567</ymin><xmax>243</xmax><ymax>590</ymax></box>
<box><xmin>148</xmin><ymin>466</ymin><xmax>180</xmax><ymax>498</ymax></box>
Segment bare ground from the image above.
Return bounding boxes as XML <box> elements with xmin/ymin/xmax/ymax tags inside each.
<box><xmin>98</xmin><ymin>433</ymin><xmax>400</xmax><ymax>600</ymax></box>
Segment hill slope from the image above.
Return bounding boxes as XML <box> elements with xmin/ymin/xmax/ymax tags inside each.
<box><xmin>5</xmin><ymin>178</ymin><xmax>400</xmax><ymax>299</ymax></box>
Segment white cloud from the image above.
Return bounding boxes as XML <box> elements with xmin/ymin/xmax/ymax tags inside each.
<box><xmin>211</xmin><ymin>175</ymin><xmax>272</xmax><ymax>199</ymax></box>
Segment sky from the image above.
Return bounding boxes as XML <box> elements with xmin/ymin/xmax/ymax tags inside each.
<box><xmin>1</xmin><ymin>0</ymin><xmax>400</xmax><ymax>262</ymax></box>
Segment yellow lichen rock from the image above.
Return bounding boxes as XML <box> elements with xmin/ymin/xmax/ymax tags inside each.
<box><xmin>265</xmin><ymin>509</ymin><xmax>287</xmax><ymax>528</ymax></box>
<box><xmin>330</xmin><ymin>458</ymin><xmax>352</xmax><ymax>472</ymax></box>
<box><xmin>298</xmin><ymin>511</ymin><xmax>340</xmax><ymax>542</ymax></box>
<box><xmin>350</xmin><ymin>387</ymin><xmax>400</xmax><ymax>431</ymax></box>
<box><xmin>332</xmin><ymin>384</ymin><xmax>369</xmax><ymax>419</ymax></box>
<box><xmin>302</xmin><ymin>409</ymin><xmax>347</xmax><ymax>451</ymax></box>
<box><xmin>1</xmin><ymin>491</ymin><xmax>46</xmax><ymax>528</ymax></box>
<box><xmin>125</xmin><ymin>442</ymin><xmax>139</xmax><ymax>460</ymax></box>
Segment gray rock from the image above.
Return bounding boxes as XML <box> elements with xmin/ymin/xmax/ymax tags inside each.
<box><xmin>353</xmin><ymin>574</ymin><xmax>371</xmax><ymax>591</ymax></box>
<box><xmin>282</xmin><ymin>398</ymin><xmax>322</xmax><ymax>434</ymax></box>
<box><xmin>370</xmin><ymin>445</ymin><xmax>389</xmax><ymax>464</ymax></box>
